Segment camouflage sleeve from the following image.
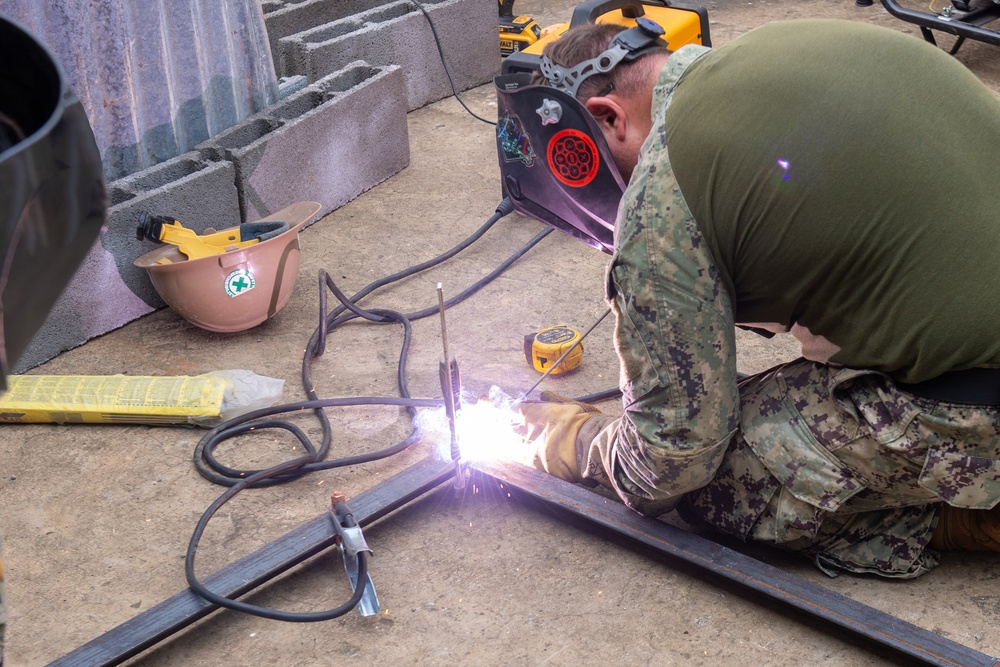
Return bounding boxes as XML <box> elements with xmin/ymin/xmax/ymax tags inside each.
<box><xmin>580</xmin><ymin>109</ymin><xmax>740</xmax><ymax>516</ymax></box>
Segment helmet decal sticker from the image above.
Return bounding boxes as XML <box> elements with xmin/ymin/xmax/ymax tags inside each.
<box><xmin>224</xmin><ymin>268</ymin><xmax>257</xmax><ymax>297</ymax></box>
<box><xmin>547</xmin><ymin>129</ymin><xmax>599</xmax><ymax>187</ymax></box>
<box><xmin>497</xmin><ymin>114</ymin><xmax>537</xmax><ymax>167</ymax></box>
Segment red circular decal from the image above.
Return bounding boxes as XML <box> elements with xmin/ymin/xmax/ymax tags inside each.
<box><xmin>546</xmin><ymin>129</ymin><xmax>600</xmax><ymax>188</ymax></box>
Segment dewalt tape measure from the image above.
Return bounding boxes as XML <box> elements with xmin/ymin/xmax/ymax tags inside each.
<box><xmin>524</xmin><ymin>325</ymin><xmax>583</xmax><ymax>375</ymax></box>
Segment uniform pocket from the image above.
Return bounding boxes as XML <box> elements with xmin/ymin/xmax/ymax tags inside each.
<box><xmin>741</xmin><ymin>368</ymin><xmax>867</xmax><ymax>512</ymax></box>
<box><xmin>607</xmin><ymin>263</ymin><xmax>671</xmax><ymax>405</ymax></box>
<box><xmin>918</xmin><ymin>449</ymin><xmax>1000</xmax><ymax>509</ymax></box>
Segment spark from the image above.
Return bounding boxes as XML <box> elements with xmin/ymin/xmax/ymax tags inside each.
<box><xmin>413</xmin><ymin>386</ymin><xmax>541</xmax><ymax>464</ymax></box>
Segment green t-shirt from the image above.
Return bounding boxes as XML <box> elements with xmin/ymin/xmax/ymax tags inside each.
<box><xmin>664</xmin><ymin>19</ymin><xmax>1000</xmax><ymax>382</ymax></box>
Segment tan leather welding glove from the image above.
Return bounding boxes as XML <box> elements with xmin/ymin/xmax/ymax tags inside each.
<box><xmin>517</xmin><ymin>398</ymin><xmax>602</xmax><ymax>483</ymax></box>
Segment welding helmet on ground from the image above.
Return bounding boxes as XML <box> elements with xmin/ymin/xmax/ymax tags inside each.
<box><xmin>134</xmin><ymin>201</ymin><xmax>321</xmax><ymax>333</ymax></box>
<box><xmin>0</xmin><ymin>16</ymin><xmax>106</xmax><ymax>389</ymax></box>
<box><xmin>494</xmin><ymin>17</ymin><xmax>669</xmax><ymax>254</ymax></box>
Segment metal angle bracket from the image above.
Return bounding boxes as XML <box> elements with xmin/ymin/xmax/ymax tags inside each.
<box><xmin>52</xmin><ymin>457</ymin><xmax>1000</xmax><ymax>667</ymax></box>
<box><xmin>469</xmin><ymin>459</ymin><xmax>1000</xmax><ymax>667</ymax></box>
<box><xmin>50</xmin><ymin>458</ymin><xmax>457</xmax><ymax>667</ymax></box>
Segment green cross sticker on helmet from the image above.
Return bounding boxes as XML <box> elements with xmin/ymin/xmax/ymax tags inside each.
<box><xmin>224</xmin><ymin>268</ymin><xmax>256</xmax><ymax>297</ymax></box>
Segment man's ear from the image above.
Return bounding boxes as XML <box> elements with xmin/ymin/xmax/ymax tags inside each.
<box><xmin>584</xmin><ymin>96</ymin><xmax>629</xmax><ymax>143</ymax></box>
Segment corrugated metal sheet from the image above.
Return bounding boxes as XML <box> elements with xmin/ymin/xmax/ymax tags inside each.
<box><xmin>0</xmin><ymin>0</ymin><xmax>279</xmax><ymax>180</ymax></box>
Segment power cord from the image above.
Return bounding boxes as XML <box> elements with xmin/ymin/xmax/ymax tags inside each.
<box><xmin>185</xmin><ymin>199</ymin><xmax>569</xmax><ymax>620</ymax></box>
<box><xmin>412</xmin><ymin>0</ymin><xmax>496</xmax><ymax>126</ymax></box>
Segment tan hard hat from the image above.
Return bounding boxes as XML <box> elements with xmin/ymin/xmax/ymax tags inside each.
<box><xmin>134</xmin><ymin>201</ymin><xmax>321</xmax><ymax>333</ymax></box>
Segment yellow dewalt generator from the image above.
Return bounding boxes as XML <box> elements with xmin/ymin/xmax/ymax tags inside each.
<box><xmin>501</xmin><ymin>0</ymin><xmax>710</xmax><ymax>75</ymax></box>
<box><xmin>499</xmin><ymin>0</ymin><xmax>543</xmax><ymax>56</ymax></box>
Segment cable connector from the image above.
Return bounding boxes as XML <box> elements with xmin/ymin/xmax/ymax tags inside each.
<box><xmin>496</xmin><ymin>197</ymin><xmax>515</xmax><ymax>217</ymax></box>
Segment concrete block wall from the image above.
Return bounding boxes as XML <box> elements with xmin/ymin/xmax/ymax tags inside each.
<box><xmin>14</xmin><ymin>154</ymin><xmax>242</xmax><ymax>372</ymax></box>
<box><xmin>197</xmin><ymin>62</ymin><xmax>409</xmax><ymax>223</ymax></box>
<box><xmin>270</xmin><ymin>0</ymin><xmax>498</xmax><ymax>110</ymax></box>
<box><xmin>17</xmin><ymin>0</ymin><xmax>497</xmax><ymax>372</ymax></box>
<box><xmin>14</xmin><ymin>61</ymin><xmax>409</xmax><ymax>373</ymax></box>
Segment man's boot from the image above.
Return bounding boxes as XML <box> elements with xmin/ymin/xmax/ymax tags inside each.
<box><xmin>930</xmin><ymin>503</ymin><xmax>1000</xmax><ymax>551</ymax></box>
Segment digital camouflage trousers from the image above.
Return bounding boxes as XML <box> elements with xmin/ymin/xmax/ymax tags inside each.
<box><xmin>680</xmin><ymin>359</ymin><xmax>1000</xmax><ymax>577</ymax></box>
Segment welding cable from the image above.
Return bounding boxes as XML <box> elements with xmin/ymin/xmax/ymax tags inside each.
<box><xmin>185</xmin><ymin>217</ymin><xmax>578</xmax><ymax>619</ymax></box>
<box><xmin>573</xmin><ymin>387</ymin><xmax>623</xmax><ymax>404</ymax></box>
<box><xmin>193</xmin><ymin>226</ymin><xmax>554</xmax><ymax>486</ymax></box>
<box><xmin>185</xmin><ymin>460</ymin><xmax>372</xmax><ymax>622</ymax></box>
<box><xmin>193</xmin><ymin>301</ymin><xmax>427</xmax><ymax>488</ymax></box>
<box><xmin>187</xmin><ymin>220</ymin><xmax>556</xmax><ymax>615</ymax></box>
<box><xmin>192</xmin><ymin>205</ymin><xmax>556</xmax><ymax>487</ymax></box>
<box><xmin>194</xmin><ymin>200</ymin><xmax>514</xmax><ymax>485</ymax></box>
<box><xmin>314</xmin><ymin>197</ymin><xmax>514</xmax><ymax>356</ymax></box>
<box><xmin>337</xmin><ymin>225</ymin><xmax>554</xmax><ymax>324</ymax></box>
<box><xmin>411</xmin><ymin>0</ymin><xmax>495</xmax><ymax>126</ymax></box>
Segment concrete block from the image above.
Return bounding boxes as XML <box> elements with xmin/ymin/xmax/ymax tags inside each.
<box><xmin>277</xmin><ymin>0</ymin><xmax>498</xmax><ymax>110</ymax></box>
<box><xmin>196</xmin><ymin>62</ymin><xmax>409</xmax><ymax>223</ymax></box>
<box><xmin>105</xmin><ymin>154</ymin><xmax>243</xmax><ymax>307</ymax></box>
<box><xmin>262</xmin><ymin>0</ymin><xmax>392</xmax><ymax>66</ymax></box>
<box><xmin>13</xmin><ymin>154</ymin><xmax>241</xmax><ymax>372</ymax></box>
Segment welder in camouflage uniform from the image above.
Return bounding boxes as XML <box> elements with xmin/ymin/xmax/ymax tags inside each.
<box><xmin>519</xmin><ymin>18</ymin><xmax>1000</xmax><ymax>578</ymax></box>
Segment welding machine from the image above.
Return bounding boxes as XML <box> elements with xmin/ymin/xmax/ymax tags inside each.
<box><xmin>499</xmin><ymin>0</ymin><xmax>542</xmax><ymax>56</ymax></box>
<box><xmin>494</xmin><ymin>0</ymin><xmax>709</xmax><ymax>254</ymax></box>
<box><xmin>502</xmin><ymin>0</ymin><xmax>709</xmax><ymax>76</ymax></box>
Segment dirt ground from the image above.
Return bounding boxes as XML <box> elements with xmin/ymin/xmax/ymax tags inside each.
<box><xmin>5</xmin><ymin>1</ymin><xmax>1000</xmax><ymax>665</ymax></box>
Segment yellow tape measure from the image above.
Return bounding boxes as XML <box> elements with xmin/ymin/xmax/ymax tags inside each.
<box><xmin>524</xmin><ymin>325</ymin><xmax>583</xmax><ymax>375</ymax></box>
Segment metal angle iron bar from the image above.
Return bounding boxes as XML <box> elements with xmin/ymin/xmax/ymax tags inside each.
<box><xmin>49</xmin><ymin>458</ymin><xmax>457</xmax><ymax>667</ymax></box>
<box><xmin>51</xmin><ymin>453</ymin><xmax>1000</xmax><ymax>667</ymax></box>
<box><xmin>469</xmin><ymin>459</ymin><xmax>1000</xmax><ymax>667</ymax></box>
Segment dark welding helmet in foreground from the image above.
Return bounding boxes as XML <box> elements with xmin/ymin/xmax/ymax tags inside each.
<box><xmin>0</xmin><ymin>16</ymin><xmax>106</xmax><ymax>389</ymax></box>
<box><xmin>494</xmin><ymin>17</ymin><xmax>668</xmax><ymax>254</ymax></box>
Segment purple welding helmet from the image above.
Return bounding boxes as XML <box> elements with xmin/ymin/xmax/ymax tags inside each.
<box><xmin>494</xmin><ymin>17</ymin><xmax>668</xmax><ymax>254</ymax></box>
<box><xmin>0</xmin><ymin>16</ymin><xmax>106</xmax><ymax>389</ymax></box>
<box><xmin>495</xmin><ymin>74</ymin><xmax>625</xmax><ymax>254</ymax></box>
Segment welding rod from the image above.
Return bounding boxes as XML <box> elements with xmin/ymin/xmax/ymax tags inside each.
<box><xmin>437</xmin><ymin>284</ymin><xmax>465</xmax><ymax>493</ymax></box>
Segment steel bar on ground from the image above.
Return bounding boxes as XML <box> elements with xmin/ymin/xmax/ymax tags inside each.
<box><xmin>49</xmin><ymin>458</ymin><xmax>456</xmax><ymax>667</ymax></box>
<box><xmin>470</xmin><ymin>459</ymin><xmax>1000</xmax><ymax>667</ymax></box>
